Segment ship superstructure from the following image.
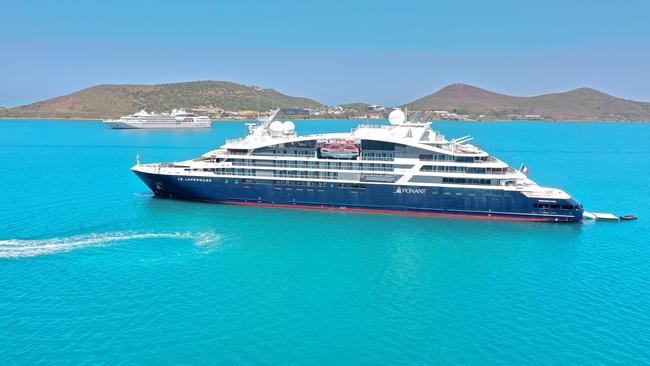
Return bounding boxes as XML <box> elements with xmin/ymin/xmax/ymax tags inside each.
<box><xmin>104</xmin><ymin>109</ymin><xmax>211</xmax><ymax>129</ymax></box>
<box><xmin>132</xmin><ymin>110</ymin><xmax>583</xmax><ymax>221</ymax></box>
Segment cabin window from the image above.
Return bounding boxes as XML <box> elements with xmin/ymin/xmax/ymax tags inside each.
<box><xmin>362</xmin><ymin>140</ymin><xmax>395</xmax><ymax>151</ymax></box>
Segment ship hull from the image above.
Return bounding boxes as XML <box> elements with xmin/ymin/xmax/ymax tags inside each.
<box><xmin>133</xmin><ymin>171</ymin><xmax>583</xmax><ymax>222</ymax></box>
<box><xmin>104</xmin><ymin>121</ymin><xmax>211</xmax><ymax>129</ymax></box>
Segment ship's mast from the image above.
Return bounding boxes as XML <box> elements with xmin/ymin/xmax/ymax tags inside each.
<box><xmin>253</xmin><ymin>109</ymin><xmax>281</xmax><ymax>137</ymax></box>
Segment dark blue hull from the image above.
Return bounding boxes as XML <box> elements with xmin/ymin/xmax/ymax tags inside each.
<box><xmin>134</xmin><ymin>171</ymin><xmax>583</xmax><ymax>222</ymax></box>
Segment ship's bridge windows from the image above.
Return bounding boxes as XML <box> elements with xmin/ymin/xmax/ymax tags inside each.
<box><xmin>455</xmin><ymin>156</ymin><xmax>473</xmax><ymax>163</ymax></box>
<box><xmin>419</xmin><ymin>154</ymin><xmax>454</xmax><ymax>162</ymax></box>
<box><xmin>228</xmin><ymin>149</ymin><xmax>249</xmax><ymax>155</ymax></box>
<box><xmin>361</xmin><ymin>140</ymin><xmax>396</xmax><ymax>151</ymax></box>
<box><xmin>253</xmin><ymin>144</ymin><xmax>316</xmax><ymax>157</ymax></box>
<box><xmin>442</xmin><ymin>177</ymin><xmax>492</xmax><ymax>185</ymax></box>
<box><xmin>283</xmin><ymin>140</ymin><xmax>316</xmax><ymax>148</ymax></box>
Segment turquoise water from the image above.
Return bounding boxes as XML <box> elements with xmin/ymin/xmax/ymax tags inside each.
<box><xmin>1</xmin><ymin>119</ymin><xmax>649</xmax><ymax>364</ymax></box>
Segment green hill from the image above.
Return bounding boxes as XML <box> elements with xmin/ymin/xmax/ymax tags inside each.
<box><xmin>0</xmin><ymin>81</ymin><xmax>322</xmax><ymax>119</ymax></box>
<box><xmin>404</xmin><ymin>83</ymin><xmax>650</xmax><ymax>121</ymax></box>
<box><xmin>4</xmin><ymin>81</ymin><xmax>650</xmax><ymax>121</ymax></box>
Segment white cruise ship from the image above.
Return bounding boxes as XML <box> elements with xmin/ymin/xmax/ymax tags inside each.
<box><xmin>104</xmin><ymin>109</ymin><xmax>212</xmax><ymax>129</ymax></box>
<box><xmin>132</xmin><ymin>109</ymin><xmax>583</xmax><ymax>222</ymax></box>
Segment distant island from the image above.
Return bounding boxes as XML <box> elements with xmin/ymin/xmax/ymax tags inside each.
<box><xmin>1</xmin><ymin>80</ymin><xmax>650</xmax><ymax>121</ymax></box>
<box><xmin>404</xmin><ymin>83</ymin><xmax>650</xmax><ymax>122</ymax></box>
<box><xmin>0</xmin><ymin>81</ymin><xmax>324</xmax><ymax>120</ymax></box>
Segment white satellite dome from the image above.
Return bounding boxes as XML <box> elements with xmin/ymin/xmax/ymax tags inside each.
<box><xmin>269</xmin><ymin>121</ymin><xmax>284</xmax><ymax>137</ymax></box>
<box><xmin>282</xmin><ymin>121</ymin><xmax>295</xmax><ymax>135</ymax></box>
<box><xmin>388</xmin><ymin>109</ymin><xmax>406</xmax><ymax>125</ymax></box>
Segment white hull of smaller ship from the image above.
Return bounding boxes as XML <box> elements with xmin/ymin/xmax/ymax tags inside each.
<box><xmin>104</xmin><ymin>121</ymin><xmax>212</xmax><ymax>129</ymax></box>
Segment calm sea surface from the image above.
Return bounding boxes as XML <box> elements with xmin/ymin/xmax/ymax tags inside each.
<box><xmin>1</xmin><ymin>119</ymin><xmax>649</xmax><ymax>364</ymax></box>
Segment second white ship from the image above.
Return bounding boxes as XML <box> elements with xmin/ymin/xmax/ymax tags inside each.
<box><xmin>104</xmin><ymin>109</ymin><xmax>212</xmax><ymax>129</ymax></box>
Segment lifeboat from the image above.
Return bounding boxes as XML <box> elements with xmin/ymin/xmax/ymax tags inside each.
<box><xmin>320</xmin><ymin>141</ymin><xmax>359</xmax><ymax>159</ymax></box>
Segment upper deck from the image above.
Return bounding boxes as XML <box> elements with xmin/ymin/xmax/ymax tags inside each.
<box><xmin>220</xmin><ymin>112</ymin><xmax>487</xmax><ymax>159</ymax></box>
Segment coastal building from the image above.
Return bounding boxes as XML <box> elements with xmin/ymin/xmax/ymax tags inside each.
<box><xmin>191</xmin><ymin>106</ymin><xmax>224</xmax><ymax>115</ymax></box>
<box><xmin>277</xmin><ymin>108</ymin><xmax>312</xmax><ymax>119</ymax></box>
<box><xmin>429</xmin><ymin>110</ymin><xmax>470</xmax><ymax>121</ymax></box>
<box><xmin>326</xmin><ymin>106</ymin><xmax>345</xmax><ymax>115</ymax></box>
<box><xmin>238</xmin><ymin>110</ymin><xmax>260</xmax><ymax>118</ymax></box>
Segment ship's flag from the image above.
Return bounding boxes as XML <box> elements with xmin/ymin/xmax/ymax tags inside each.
<box><xmin>519</xmin><ymin>164</ymin><xmax>529</xmax><ymax>175</ymax></box>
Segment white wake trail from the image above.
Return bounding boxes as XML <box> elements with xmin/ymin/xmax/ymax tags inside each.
<box><xmin>0</xmin><ymin>231</ymin><xmax>221</xmax><ymax>258</ymax></box>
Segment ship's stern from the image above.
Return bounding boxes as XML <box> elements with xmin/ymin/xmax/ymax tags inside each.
<box><xmin>564</xmin><ymin>197</ymin><xmax>585</xmax><ymax>221</ymax></box>
<box><xmin>523</xmin><ymin>187</ymin><xmax>584</xmax><ymax>222</ymax></box>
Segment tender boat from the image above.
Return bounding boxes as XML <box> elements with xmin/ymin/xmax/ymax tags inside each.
<box><xmin>319</xmin><ymin>141</ymin><xmax>360</xmax><ymax>159</ymax></box>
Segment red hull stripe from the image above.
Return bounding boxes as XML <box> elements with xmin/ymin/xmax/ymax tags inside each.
<box><xmin>193</xmin><ymin>199</ymin><xmax>573</xmax><ymax>222</ymax></box>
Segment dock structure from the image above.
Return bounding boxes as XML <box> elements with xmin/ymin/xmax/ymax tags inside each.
<box><xmin>584</xmin><ymin>212</ymin><xmax>619</xmax><ymax>221</ymax></box>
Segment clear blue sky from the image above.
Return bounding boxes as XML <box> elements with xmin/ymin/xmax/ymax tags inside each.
<box><xmin>2</xmin><ymin>0</ymin><xmax>649</xmax><ymax>106</ymax></box>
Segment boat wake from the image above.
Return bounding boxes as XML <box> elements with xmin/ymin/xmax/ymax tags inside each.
<box><xmin>0</xmin><ymin>231</ymin><xmax>221</xmax><ymax>259</ymax></box>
